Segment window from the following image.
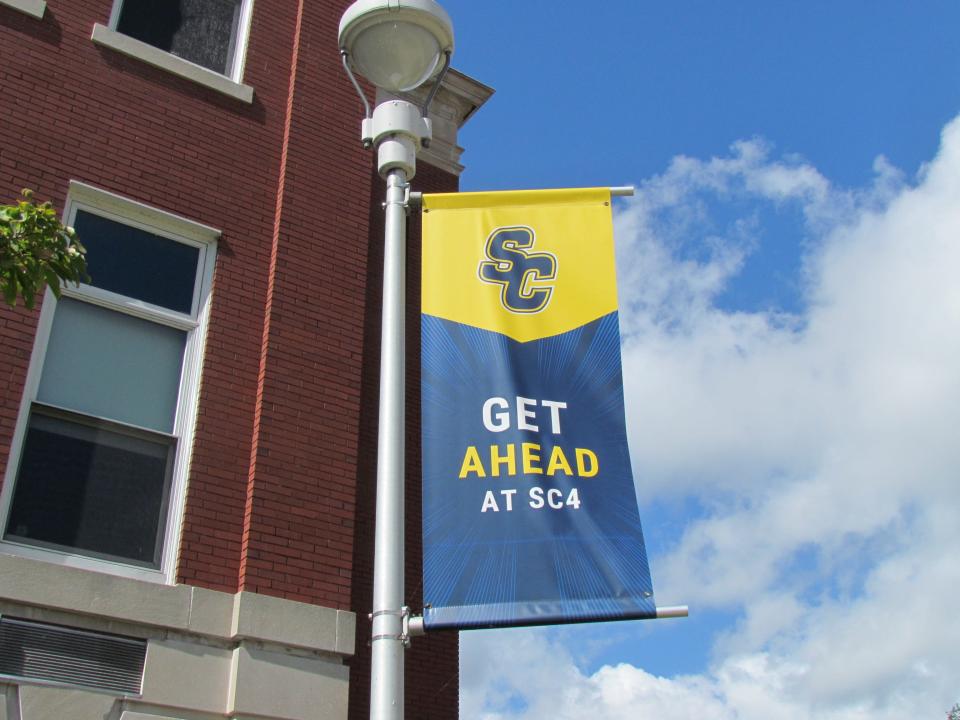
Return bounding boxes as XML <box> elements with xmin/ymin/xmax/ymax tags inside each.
<box><xmin>90</xmin><ymin>0</ymin><xmax>255</xmax><ymax>103</ymax></box>
<box><xmin>114</xmin><ymin>0</ymin><xmax>245</xmax><ymax>77</ymax></box>
<box><xmin>0</xmin><ymin>183</ymin><xmax>218</xmax><ymax>580</ymax></box>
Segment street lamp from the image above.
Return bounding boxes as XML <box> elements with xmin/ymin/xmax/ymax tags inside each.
<box><xmin>340</xmin><ymin>0</ymin><xmax>453</xmax><ymax>93</ymax></box>
<box><xmin>338</xmin><ymin>2</ymin><xmax>454</xmax><ymax>720</ymax></box>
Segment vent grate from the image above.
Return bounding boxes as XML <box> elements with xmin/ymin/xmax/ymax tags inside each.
<box><xmin>0</xmin><ymin>617</ymin><xmax>146</xmax><ymax>695</ymax></box>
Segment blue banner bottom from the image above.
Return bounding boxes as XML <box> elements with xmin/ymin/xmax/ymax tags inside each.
<box><xmin>421</xmin><ymin>312</ymin><xmax>656</xmax><ymax>631</ymax></box>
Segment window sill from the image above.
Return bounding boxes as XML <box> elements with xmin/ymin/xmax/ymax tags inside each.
<box><xmin>91</xmin><ymin>23</ymin><xmax>254</xmax><ymax>104</ymax></box>
<box><xmin>0</xmin><ymin>0</ymin><xmax>46</xmax><ymax>19</ymax></box>
<box><xmin>0</xmin><ymin>540</ymin><xmax>168</xmax><ymax>584</ymax></box>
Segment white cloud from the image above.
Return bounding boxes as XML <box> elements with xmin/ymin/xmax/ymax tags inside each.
<box><xmin>461</xmin><ymin>627</ymin><xmax>933</xmax><ymax>720</ymax></box>
<box><xmin>461</xmin><ymin>117</ymin><xmax>960</xmax><ymax>718</ymax></box>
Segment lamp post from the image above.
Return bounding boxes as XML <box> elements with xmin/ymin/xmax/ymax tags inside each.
<box><xmin>338</xmin><ymin>2</ymin><xmax>454</xmax><ymax>719</ymax></box>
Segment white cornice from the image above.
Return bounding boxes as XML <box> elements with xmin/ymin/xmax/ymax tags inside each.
<box><xmin>378</xmin><ymin>69</ymin><xmax>494</xmax><ymax>177</ymax></box>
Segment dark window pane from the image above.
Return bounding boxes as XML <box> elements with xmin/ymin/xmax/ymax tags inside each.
<box><xmin>116</xmin><ymin>0</ymin><xmax>243</xmax><ymax>74</ymax></box>
<box><xmin>5</xmin><ymin>411</ymin><xmax>173</xmax><ymax>567</ymax></box>
<box><xmin>116</xmin><ymin>0</ymin><xmax>182</xmax><ymax>58</ymax></box>
<box><xmin>73</xmin><ymin>210</ymin><xmax>199</xmax><ymax>313</ymax></box>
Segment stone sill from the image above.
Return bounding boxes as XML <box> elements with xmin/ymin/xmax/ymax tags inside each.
<box><xmin>91</xmin><ymin>24</ymin><xmax>254</xmax><ymax>104</ymax></box>
<box><xmin>0</xmin><ymin>0</ymin><xmax>46</xmax><ymax>19</ymax></box>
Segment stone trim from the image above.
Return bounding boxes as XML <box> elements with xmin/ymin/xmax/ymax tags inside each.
<box><xmin>377</xmin><ymin>68</ymin><xmax>495</xmax><ymax>177</ymax></box>
<box><xmin>0</xmin><ymin>553</ymin><xmax>354</xmax><ymax>719</ymax></box>
<box><xmin>0</xmin><ymin>0</ymin><xmax>45</xmax><ymax>19</ymax></box>
<box><xmin>91</xmin><ymin>24</ymin><xmax>254</xmax><ymax>104</ymax></box>
<box><xmin>0</xmin><ymin>553</ymin><xmax>354</xmax><ymax>656</ymax></box>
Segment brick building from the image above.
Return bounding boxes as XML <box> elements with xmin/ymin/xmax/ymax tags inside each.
<box><xmin>0</xmin><ymin>1</ymin><xmax>490</xmax><ymax>718</ymax></box>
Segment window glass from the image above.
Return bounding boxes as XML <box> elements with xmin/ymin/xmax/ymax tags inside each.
<box><xmin>73</xmin><ymin>210</ymin><xmax>200</xmax><ymax>314</ymax></box>
<box><xmin>116</xmin><ymin>0</ymin><xmax>243</xmax><ymax>75</ymax></box>
<box><xmin>5</xmin><ymin>412</ymin><xmax>173</xmax><ymax>566</ymax></box>
<box><xmin>36</xmin><ymin>298</ymin><xmax>186</xmax><ymax>434</ymax></box>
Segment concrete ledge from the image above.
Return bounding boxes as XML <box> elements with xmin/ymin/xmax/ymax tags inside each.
<box><xmin>91</xmin><ymin>23</ymin><xmax>254</xmax><ymax>104</ymax></box>
<box><xmin>188</xmin><ymin>586</ymin><xmax>235</xmax><ymax>638</ymax></box>
<box><xmin>5</xmin><ymin>646</ymin><xmax>351</xmax><ymax>720</ymax></box>
<box><xmin>230</xmin><ymin>643</ymin><xmax>349</xmax><ymax>720</ymax></box>
<box><xmin>0</xmin><ymin>0</ymin><xmax>46</xmax><ymax>19</ymax></box>
<box><xmin>0</xmin><ymin>553</ymin><xmax>355</xmax><ymax>656</ymax></box>
<box><xmin>0</xmin><ymin>553</ymin><xmax>355</xmax><ymax>719</ymax></box>
<box><xmin>231</xmin><ymin>591</ymin><xmax>355</xmax><ymax>657</ymax></box>
<box><xmin>19</xmin><ymin>685</ymin><xmax>116</xmax><ymax>718</ymax></box>
<box><xmin>0</xmin><ymin>683</ymin><xmax>17</xmax><ymax>720</ymax></box>
<box><xmin>0</xmin><ymin>552</ymin><xmax>191</xmax><ymax>630</ymax></box>
<box><xmin>140</xmin><ymin>639</ymin><xmax>232</xmax><ymax>714</ymax></box>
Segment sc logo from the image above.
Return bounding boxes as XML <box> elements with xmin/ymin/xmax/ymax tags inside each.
<box><xmin>477</xmin><ymin>226</ymin><xmax>557</xmax><ymax>314</ymax></box>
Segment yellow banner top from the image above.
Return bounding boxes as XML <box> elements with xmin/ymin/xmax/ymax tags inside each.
<box><xmin>422</xmin><ymin>188</ymin><xmax>618</xmax><ymax>343</ymax></box>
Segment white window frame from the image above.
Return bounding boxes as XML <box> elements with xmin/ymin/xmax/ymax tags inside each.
<box><xmin>0</xmin><ymin>181</ymin><xmax>219</xmax><ymax>584</ymax></box>
<box><xmin>91</xmin><ymin>0</ymin><xmax>255</xmax><ymax>103</ymax></box>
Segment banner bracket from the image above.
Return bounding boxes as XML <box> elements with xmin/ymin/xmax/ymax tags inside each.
<box><xmin>369</xmin><ymin>608</ymin><xmax>406</xmax><ymax>620</ymax></box>
<box><xmin>371</xmin><ymin>607</ymin><xmax>415</xmax><ymax>647</ymax></box>
<box><xmin>410</xmin><ymin>186</ymin><xmax>634</xmax><ymax>212</ymax></box>
<box><xmin>407</xmin><ymin>615</ymin><xmax>425</xmax><ymax>637</ymax></box>
<box><xmin>409</xmin><ymin>607</ymin><xmax>687</xmax><ymax>635</ymax></box>
<box><xmin>655</xmin><ymin>606</ymin><xmax>689</xmax><ymax>619</ymax></box>
<box><xmin>371</xmin><ymin>633</ymin><xmax>407</xmax><ymax>643</ymax></box>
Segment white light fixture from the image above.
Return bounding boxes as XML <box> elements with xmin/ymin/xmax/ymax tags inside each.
<box><xmin>339</xmin><ymin>0</ymin><xmax>454</xmax><ymax>92</ymax></box>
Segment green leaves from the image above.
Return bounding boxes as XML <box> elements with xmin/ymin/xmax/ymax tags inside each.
<box><xmin>0</xmin><ymin>189</ymin><xmax>89</xmax><ymax>309</ymax></box>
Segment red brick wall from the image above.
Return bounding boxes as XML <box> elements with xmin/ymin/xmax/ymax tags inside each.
<box><xmin>1</xmin><ymin>1</ymin><xmax>459</xmax><ymax>716</ymax></box>
<box><xmin>0</xmin><ymin>0</ymin><xmax>372</xmax><ymax>600</ymax></box>
<box><xmin>233</xmin><ymin>0</ymin><xmax>376</xmax><ymax>607</ymax></box>
<box><xmin>0</xmin><ymin>0</ymin><xmax>303</xmax><ymax>594</ymax></box>
<box><xmin>0</xmin><ymin>305</ymin><xmax>40</xmax><ymax>482</ymax></box>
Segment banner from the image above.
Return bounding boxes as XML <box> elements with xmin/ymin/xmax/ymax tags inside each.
<box><xmin>421</xmin><ymin>188</ymin><xmax>656</xmax><ymax>631</ymax></box>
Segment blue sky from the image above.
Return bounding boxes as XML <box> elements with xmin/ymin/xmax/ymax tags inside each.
<box><xmin>447</xmin><ymin>0</ymin><xmax>960</xmax><ymax>319</ymax></box>
<box><xmin>432</xmin><ymin>2</ymin><xmax>960</xmax><ymax>718</ymax></box>
<box><xmin>449</xmin><ymin>0</ymin><xmax>960</xmax><ymax>191</ymax></box>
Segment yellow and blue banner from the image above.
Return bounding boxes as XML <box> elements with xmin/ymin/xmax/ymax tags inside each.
<box><xmin>421</xmin><ymin>188</ymin><xmax>657</xmax><ymax>630</ymax></box>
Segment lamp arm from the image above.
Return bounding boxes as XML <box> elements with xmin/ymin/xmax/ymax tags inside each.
<box><xmin>420</xmin><ymin>50</ymin><xmax>452</xmax><ymax>117</ymax></box>
<box><xmin>341</xmin><ymin>50</ymin><xmax>373</xmax><ymax>119</ymax></box>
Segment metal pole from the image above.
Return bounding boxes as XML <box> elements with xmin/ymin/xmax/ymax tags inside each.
<box><xmin>370</xmin><ymin>168</ymin><xmax>408</xmax><ymax>720</ymax></box>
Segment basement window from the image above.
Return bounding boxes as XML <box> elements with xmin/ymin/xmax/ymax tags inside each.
<box><xmin>113</xmin><ymin>0</ymin><xmax>249</xmax><ymax>77</ymax></box>
<box><xmin>0</xmin><ymin>617</ymin><xmax>146</xmax><ymax>695</ymax></box>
